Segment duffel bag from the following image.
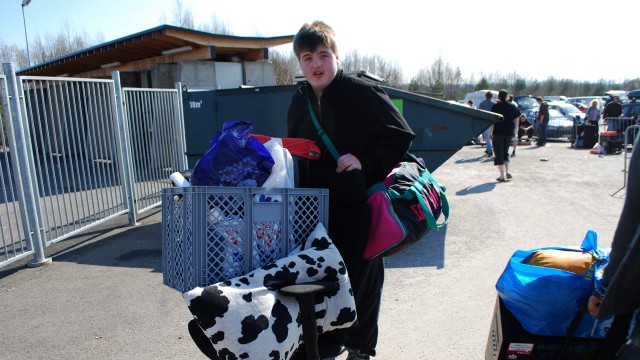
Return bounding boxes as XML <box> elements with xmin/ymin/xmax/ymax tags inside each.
<box><xmin>363</xmin><ymin>153</ymin><xmax>449</xmax><ymax>259</ymax></box>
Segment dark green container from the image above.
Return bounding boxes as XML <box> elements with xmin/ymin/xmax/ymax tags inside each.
<box><xmin>181</xmin><ymin>84</ymin><xmax>501</xmax><ymax>171</ymax></box>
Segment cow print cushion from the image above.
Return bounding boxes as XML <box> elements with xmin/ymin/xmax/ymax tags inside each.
<box><xmin>183</xmin><ymin>223</ymin><xmax>356</xmax><ymax>360</ymax></box>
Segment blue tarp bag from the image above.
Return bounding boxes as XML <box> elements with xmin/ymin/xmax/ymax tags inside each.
<box><xmin>191</xmin><ymin>121</ymin><xmax>275</xmax><ymax>187</ymax></box>
<box><xmin>495</xmin><ymin>230</ymin><xmax>613</xmax><ymax>338</ymax></box>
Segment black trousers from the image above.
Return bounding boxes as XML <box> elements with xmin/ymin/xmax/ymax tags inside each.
<box><xmin>293</xmin><ymin>168</ymin><xmax>384</xmax><ymax>358</ymax></box>
<box><xmin>518</xmin><ymin>128</ymin><xmax>533</xmax><ymax>139</ymax></box>
<box><xmin>492</xmin><ymin>134</ymin><xmax>511</xmax><ymax>166</ymax></box>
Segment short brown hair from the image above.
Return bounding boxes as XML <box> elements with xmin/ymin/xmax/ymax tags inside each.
<box><xmin>293</xmin><ymin>21</ymin><xmax>338</xmax><ymax>59</ymax></box>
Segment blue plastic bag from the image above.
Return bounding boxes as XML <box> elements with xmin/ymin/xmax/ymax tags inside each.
<box><xmin>495</xmin><ymin>230</ymin><xmax>613</xmax><ymax>338</ymax></box>
<box><xmin>191</xmin><ymin>121</ymin><xmax>274</xmax><ymax>187</ymax></box>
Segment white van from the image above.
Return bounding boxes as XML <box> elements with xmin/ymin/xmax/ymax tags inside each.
<box><xmin>463</xmin><ymin>90</ymin><xmax>499</xmax><ymax>109</ymax></box>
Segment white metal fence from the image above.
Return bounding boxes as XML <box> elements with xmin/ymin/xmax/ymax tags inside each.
<box><xmin>0</xmin><ymin>74</ymin><xmax>32</xmax><ymax>266</ymax></box>
<box><xmin>123</xmin><ymin>88</ymin><xmax>186</xmax><ymax>213</ymax></box>
<box><xmin>0</xmin><ymin>63</ymin><xmax>186</xmax><ymax>268</ymax></box>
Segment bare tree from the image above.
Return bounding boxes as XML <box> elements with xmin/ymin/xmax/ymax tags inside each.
<box><xmin>0</xmin><ymin>40</ymin><xmax>29</xmax><ymax>70</ymax></box>
<box><xmin>200</xmin><ymin>14</ymin><xmax>233</xmax><ymax>35</ymax></box>
<box><xmin>270</xmin><ymin>49</ymin><xmax>299</xmax><ymax>85</ymax></box>
<box><xmin>28</xmin><ymin>20</ymin><xmax>95</xmax><ymax>66</ymax></box>
<box><xmin>171</xmin><ymin>0</ymin><xmax>194</xmax><ymax>29</ymax></box>
<box><xmin>411</xmin><ymin>56</ymin><xmax>463</xmax><ymax>99</ymax></box>
<box><xmin>340</xmin><ymin>50</ymin><xmax>404</xmax><ymax>87</ymax></box>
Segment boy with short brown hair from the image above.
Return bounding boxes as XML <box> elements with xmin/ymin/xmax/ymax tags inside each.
<box><xmin>288</xmin><ymin>20</ymin><xmax>415</xmax><ymax>360</ymax></box>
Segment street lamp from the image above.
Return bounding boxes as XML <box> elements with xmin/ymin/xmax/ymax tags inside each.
<box><xmin>21</xmin><ymin>0</ymin><xmax>32</xmax><ymax>67</ymax></box>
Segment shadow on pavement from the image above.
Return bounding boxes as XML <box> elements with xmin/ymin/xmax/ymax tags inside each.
<box><xmin>456</xmin><ymin>183</ymin><xmax>496</xmax><ymax>195</ymax></box>
<box><xmin>454</xmin><ymin>155</ymin><xmax>485</xmax><ymax>164</ymax></box>
<box><xmin>385</xmin><ymin>225</ymin><xmax>447</xmax><ymax>269</ymax></box>
<box><xmin>0</xmin><ymin>210</ymin><xmax>163</xmax><ymax>280</ymax></box>
<box><xmin>53</xmin><ymin>221</ymin><xmax>163</xmax><ymax>272</ymax></box>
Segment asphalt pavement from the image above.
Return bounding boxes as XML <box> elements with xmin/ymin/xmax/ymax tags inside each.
<box><xmin>0</xmin><ymin>141</ymin><xmax>630</xmax><ymax>360</ymax></box>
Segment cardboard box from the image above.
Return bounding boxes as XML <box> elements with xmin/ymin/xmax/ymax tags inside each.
<box><xmin>486</xmin><ymin>296</ymin><xmax>603</xmax><ymax>359</ymax></box>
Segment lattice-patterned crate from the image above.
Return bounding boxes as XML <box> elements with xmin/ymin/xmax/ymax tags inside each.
<box><xmin>162</xmin><ymin>186</ymin><xmax>329</xmax><ymax>293</ymax></box>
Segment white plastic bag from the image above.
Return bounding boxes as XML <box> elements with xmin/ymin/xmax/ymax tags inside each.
<box><xmin>590</xmin><ymin>143</ymin><xmax>605</xmax><ymax>155</ymax></box>
<box><xmin>257</xmin><ymin>138</ymin><xmax>295</xmax><ymax>202</ymax></box>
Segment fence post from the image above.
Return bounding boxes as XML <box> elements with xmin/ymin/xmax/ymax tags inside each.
<box><xmin>2</xmin><ymin>63</ymin><xmax>51</xmax><ymax>267</ymax></box>
<box><xmin>112</xmin><ymin>71</ymin><xmax>137</xmax><ymax>225</ymax></box>
<box><xmin>174</xmin><ymin>82</ymin><xmax>188</xmax><ymax>172</ymax></box>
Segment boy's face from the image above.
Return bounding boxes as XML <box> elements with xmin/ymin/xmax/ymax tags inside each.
<box><xmin>298</xmin><ymin>45</ymin><xmax>338</xmax><ymax>96</ymax></box>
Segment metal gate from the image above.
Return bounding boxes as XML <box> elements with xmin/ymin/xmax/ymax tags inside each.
<box><xmin>0</xmin><ymin>63</ymin><xmax>186</xmax><ymax>268</ymax></box>
<box><xmin>122</xmin><ymin>87</ymin><xmax>186</xmax><ymax>214</ymax></box>
<box><xmin>20</xmin><ymin>75</ymin><xmax>129</xmax><ymax>248</ymax></box>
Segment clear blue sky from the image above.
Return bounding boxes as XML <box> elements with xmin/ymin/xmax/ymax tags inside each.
<box><xmin>1</xmin><ymin>0</ymin><xmax>638</xmax><ymax>83</ymax></box>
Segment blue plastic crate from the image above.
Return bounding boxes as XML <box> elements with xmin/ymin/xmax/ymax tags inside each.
<box><xmin>162</xmin><ymin>186</ymin><xmax>329</xmax><ymax>293</ymax></box>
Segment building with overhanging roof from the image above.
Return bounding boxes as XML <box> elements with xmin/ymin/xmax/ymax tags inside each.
<box><xmin>16</xmin><ymin>25</ymin><xmax>294</xmax><ymax>89</ymax></box>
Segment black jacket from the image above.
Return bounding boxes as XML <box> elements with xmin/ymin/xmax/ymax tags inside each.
<box><xmin>603</xmin><ymin>102</ymin><xmax>623</xmax><ymax>119</ymax></box>
<box><xmin>599</xmin><ymin>143</ymin><xmax>640</xmax><ymax>318</ymax></box>
<box><xmin>287</xmin><ymin>70</ymin><xmax>415</xmax><ymax>188</ymax></box>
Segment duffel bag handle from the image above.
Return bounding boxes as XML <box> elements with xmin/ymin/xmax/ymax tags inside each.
<box><xmin>401</xmin><ymin>153</ymin><xmax>449</xmax><ymax>228</ymax></box>
<box><xmin>410</xmin><ymin>171</ymin><xmax>449</xmax><ymax>229</ymax></box>
<box><xmin>387</xmin><ymin>167</ymin><xmax>449</xmax><ymax>230</ymax></box>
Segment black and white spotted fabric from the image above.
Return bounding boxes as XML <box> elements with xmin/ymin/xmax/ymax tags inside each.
<box><xmin>183</xmin><ymin>223</ymin><xmax>356</xmax><ymax>360</ymax></box>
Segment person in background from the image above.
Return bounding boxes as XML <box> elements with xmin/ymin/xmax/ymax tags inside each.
<box><xmin>573</xmin><ymin>99</ymin><xmax>601</xmax><ymax>148</ymax></box>
<box><xmin>478</xmin><ymin>91</ymin><xmax>495</xmax><ymax>157</ymax></box>
<box><xmin>536</xmin><ymin>96</ymin><xmax>549</xmax><ymax>146</ymax></box>
<box><xmin>602</xmin><ymin>96</ymin><xmax>625</xmax><ymax>140</ymax></box>
<box><xmin>511</xmin><ymin>114</ymin><xmax>528</xmax><ymax>157</ymax></box>
<box><xmin>588</xmin><ymin>143</ymin><xmax>640</xmax><ymax>359</ymax></box>
<box><xmin>287</xmin><ymin>20</ymin><xmax>415</xmax><ymax>360</ymax></box>
<box><xmin>467</xmin><ymin>99</ymin><xmax>483</xmax><ymax>145</ymax></box>
<box><xmin>585</xmin><ymin>99</ymin><xmax>601</xmax><ymax>126</ymax></box>
<box><xmin>517</xmin><ymin>113</ymin><xmax>534</xmax><ymax>141</ymax></box>
<box><xmin>603</xmin><ymin>96</ymin><xmax>623</xmax><ymax>120</ymax></box>
<box><xmin>507</xmin><ymin>94</ymin><xmax>520</xmax><ymax>157</ymax></box>
<box><xmin>490</xmin><ymin>90</ymin><xmax>521</xmax><ymax>182</ymax></box>
<box><xmin>603</xmin><ymin>95</ymin><xmax>624</xmax><ymax>133</ymax></box>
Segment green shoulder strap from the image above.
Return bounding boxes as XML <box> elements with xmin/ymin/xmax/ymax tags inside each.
<box><xmin>307</xmin><ymin>99</ymin><xmax>340</xmax><ymax>161</ymax></box>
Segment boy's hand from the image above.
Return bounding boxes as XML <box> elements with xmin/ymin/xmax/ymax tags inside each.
<box><xmin>588</xmin><ymin>295</ymin><xmax>602</xmax><ymax>316</ymax></box>
<box><xmin>336</xmin><ymin>153</ymin><xmax>362</xmax><ymax>173</ymax></box>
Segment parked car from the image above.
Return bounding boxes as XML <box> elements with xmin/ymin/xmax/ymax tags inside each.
<box><xmin>548</xmin><ymin>101</ymin><xmax>585</xmax><ymax>123</ymax></box>
<box><xmin>543</xmin><ymin>95</ymin><xmax>568</xmax><ymax>102</ymax></box>
<box><xmin>626</xmin><ymin>89</ymin><xmax>640</xmax><ymax>101</ymax></box>
<box><xmin>603</xmin><ymin>90</ymin><xmax>629</xmax><ymax>107</ymax></box>
<box><xmin>463</xmin><ymin>89</ymin><xmax>499</xmax><ymax>109</ymax></box>
<box><xmin>523</xmin><ymin>108</ymin><xmax>574</xmax><ymax>140</ymax></box>
<box><xmin>514</xmin><ymin>95</ymin><xmax>539</xmax><ymax>111</ymax></box>
<box><xmin>567</xmin><ymin>96</ymin><xmax>606</xmax><ymax>110</ymax></box>
<box><xmin>621</xmin><ymin>93</ymin><xmax>640</xmax><ymax>125</ymax></box>
<box><xmin>622</xmin><ymin>99</ymin><xmax>640</xmax><ymax>119</ymax></box>
<box><xmin>573</xmin><ymin>102</ymin><xmax>589</xmax><ymax>113</ymax></box>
